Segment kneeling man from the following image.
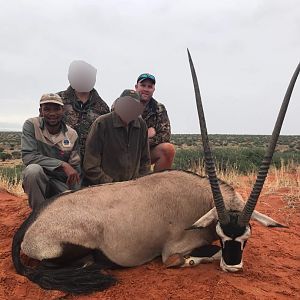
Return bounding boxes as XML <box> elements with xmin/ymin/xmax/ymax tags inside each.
<box><xmin>83</xmin><ymin>89</ymin><xmax>150</xmax><ymax>185</ymax></box>
<box><xmin>22</xmin><ymin>93</ymin><xmax>81</xmax><ymax>211</ymax></box>
<box><xmin>135</xmin><ymin>73</ymin><xmax>175</xmax><ymax>171</ymax></box>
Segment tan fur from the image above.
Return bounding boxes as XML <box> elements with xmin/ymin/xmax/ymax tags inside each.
<box><xmin>21</xmin><ymin>170</ymin><xmax>245</xmax><ymax>265</ymax></box>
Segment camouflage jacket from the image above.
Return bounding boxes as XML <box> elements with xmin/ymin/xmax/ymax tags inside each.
<box><xmin>57</xmin><ymin>86</ymin><xmax>109</xmax><ymax>160</ymax></box>
<box><xmin>142</xmin><ymin>98</ymin><xmax>171</xmax><ymax>148</ymax></box>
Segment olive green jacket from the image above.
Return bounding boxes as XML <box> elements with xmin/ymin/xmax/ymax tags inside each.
<box><xmin>21</xmin><ymin>117</ymin><xmax>81</xmax><ymax>182</ymax></box>
<box><xmin>83</xmin><ymin>112</ymin><xmax>151</xmax><ymax>184</ymax></box>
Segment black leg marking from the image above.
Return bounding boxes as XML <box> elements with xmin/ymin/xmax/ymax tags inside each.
<box><xmin>190</xmin><ymin>245</ymin><xmax>221</xmax><ymax>257</ymax></box>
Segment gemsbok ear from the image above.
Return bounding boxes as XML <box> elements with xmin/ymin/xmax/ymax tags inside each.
<box><xmin>251</xmin><ymin>211</ymin><xmax>288</xmax><ymax>228</ymax></box>
<box><xmin>186</xmin><ymin>208</ymin><xmax>218</xmax><ymax>230</ymax></box>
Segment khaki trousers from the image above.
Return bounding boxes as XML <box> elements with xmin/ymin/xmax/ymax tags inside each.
<box><xmin>22</xmin><ymin>164</ymin><xmax>79</xmax><ymax>211</ymax></box>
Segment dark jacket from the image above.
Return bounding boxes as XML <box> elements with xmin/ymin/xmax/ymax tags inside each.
<box><xmin>83</xmin><ymin>112</ymin><xmax>151</xmax><ymax>184</ymax></box>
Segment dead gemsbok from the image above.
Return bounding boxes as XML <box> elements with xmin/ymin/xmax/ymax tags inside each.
<box><xmin>12</xmin><ymin>52</ymin><xmax>299</xmax><ymax>294</ymax></box>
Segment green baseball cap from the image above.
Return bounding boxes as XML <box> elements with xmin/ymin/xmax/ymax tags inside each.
<box><xmin>137</xmin><ymin>73</ymin><xmax>156</xmax><ymax>84</ymax></box>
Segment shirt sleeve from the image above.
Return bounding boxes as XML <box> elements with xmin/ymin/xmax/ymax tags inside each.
<box><xmin>83</xmin><ymin>120</ymin><xmax>113</xmax><ymax>184</ymax></box>
<box><xmin>21</xmin><ymin>120</ymin><xmax>64</xmax><ymax>171</ymax></box>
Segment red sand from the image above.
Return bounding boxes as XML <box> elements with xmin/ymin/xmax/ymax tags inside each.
<box><xmin>0</xmin><ymin>184</ymin><xmax>299</xmax><ymax>300</ymax></box>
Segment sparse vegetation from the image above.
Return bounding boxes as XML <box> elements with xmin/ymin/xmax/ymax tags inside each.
<box><xmin>171</xmin><ymin>134</ymin><xmax>300</xmax><ymax>152</ymax></box>
<box><xmin>0</xmin><ymin>132</ymin><xmax>299</xmax><ymax>199</ymax></box>
<box><xmin>173</xmin><ymin>147</ymin><xmax>300</xmax><ymax>173</ymax></box>
<box><xmin>0</xmin><ymin>165</ymin><xmax>24</xmax><ymax>195</ymax></box>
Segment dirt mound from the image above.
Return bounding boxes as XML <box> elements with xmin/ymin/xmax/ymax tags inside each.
<box><xmin>0</xmin><ymin>185</ymin><xmax>299</xmax><ymax>300</ymax></box>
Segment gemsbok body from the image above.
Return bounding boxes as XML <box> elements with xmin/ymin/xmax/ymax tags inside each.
<box><xmin>12</xmin><ymin>52</ymin><xmax>300</xmax><ymax>294</ymax></box>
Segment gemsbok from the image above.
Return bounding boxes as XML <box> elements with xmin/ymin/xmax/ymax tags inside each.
<box><xmin>12</xmin><ymin>51</ymin><xmax>299</xmax><ymax>294</ymax></box>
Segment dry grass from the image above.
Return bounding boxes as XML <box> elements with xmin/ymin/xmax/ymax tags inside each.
<box><xmin>190</xmin><ymin>161</ymin><xmax>251</xmax><ymax>188</ymax></box>
<box><xmin>0</xmin><ymin>172</ymin><xmax>24</xmax><ymax>196</ymax></box>
<box><xmin>0</xmin><ymin>159</ymin><xmax>22</xmax><ymax>168</ymax></box>
<box><xmin>0</xmin><ymin>161</ymin><xmax>299</xmax><ymax>206</ymax></box>
<box><xmin>0</xmin><ymin>159</ymin><xmax>24</xmax><ymax>196</ymax></box>
<box><xmin>191</xmin><ymin>160</ymin><xmax>300</xmax><ymax>210</ymax></box>
<box><xmin>271</xmin><ymin>160</ymin><xmax>300</xmax><ymax>188</ymax></box>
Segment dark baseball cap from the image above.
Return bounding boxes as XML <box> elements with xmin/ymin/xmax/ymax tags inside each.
<box><xmin>119</xmin><ymin>89</ymin><xmax>141</xmax><ymax>101</ymax></box>
<box><xmin>137</xmin><ymin>73</ymin><xmax>156</xmax><ymax>84</ymax></box>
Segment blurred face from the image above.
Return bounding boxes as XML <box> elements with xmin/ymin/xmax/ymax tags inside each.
<box><xmin>40</xmin><ymin>103</ymin><xmax>64</xmax><ymax>127</ymax></box>
<box><xmin>114</xmin><ymin>96</ymin><xmax>144</xmax><ymax>125</ymax></box>
<box><xmin>68</xmin><ymin>60</ymin><xmax>97</xmax><ymax>92</ymax></box>
<box><xmin>135</xmin><ymin>79</ymin><xmax>155</xmax><ymax>105</ymax></box>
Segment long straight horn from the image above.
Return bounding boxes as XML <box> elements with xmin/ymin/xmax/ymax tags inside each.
<box><xmin>238</xmin><ymin>62</ymin><xmax>300</xmax><ymax>227</ymax></box>
<box><xmin>187</xmin><ymin>49</ymin><xmax>229</xmax><ymax>225</ymax></box>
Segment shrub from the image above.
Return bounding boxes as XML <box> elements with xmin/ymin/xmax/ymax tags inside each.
<box><xmin>0</xmin><ymin>152</ymin><xmax>12</xmax><ymax>161</ymax></box>
<box><xmin>11</xmin><ymin>151</ymin><xmax>21</xmax><ymax>159</ymax></box>
<box><xmin>173</xmin><ymin>147</ymin><xmax>300</xmax><ymax>174</ymax></box>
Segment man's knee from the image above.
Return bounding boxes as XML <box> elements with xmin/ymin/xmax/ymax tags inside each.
<box><xmin>22</xmin><ymin>164</ymin><xmax>48</xmax><ymax>187</ymax></box>
<box><xmin>23</xmin><ymin>164</ymin><xmax>44</xmax><ymax>178</ymax></box>
<box><xmin>162</xmin><ymin>143</ymin><xmax>176</xmax><ymax>159</ymax></box>
<box><xmin>152</xmin><ymin>143</ymin><xmax>175</xmax><ymax>160</ymax></box>
<box><xmin>150</xmin><ymin>143</ymin><xmax>176</xmax><ymax>167</ymax></box>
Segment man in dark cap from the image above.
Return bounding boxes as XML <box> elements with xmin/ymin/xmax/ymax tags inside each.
<box><xmin>135</xmin><ymin>73</ymin><xmax>175</xmax><ymax>171</ymax></box>
<box><xmin>83</xmin><ymin>89</ymin><xmax>150</xmax><ymax>185</ymax></box>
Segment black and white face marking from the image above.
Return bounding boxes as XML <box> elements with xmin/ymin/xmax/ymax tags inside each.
<box><xmin>216</xmin><ymin>221</ymin><xmax>251</xmax><ymax>272</ymax></box>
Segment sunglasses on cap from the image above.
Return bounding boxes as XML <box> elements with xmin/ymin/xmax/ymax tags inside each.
<box><xmin>137</xmin><ymin>73</ymin><xmax>156</xmax><ymax>84</ymax></box>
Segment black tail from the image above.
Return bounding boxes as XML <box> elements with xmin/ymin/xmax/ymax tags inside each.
<box><xmin>12</xmin><ymin>211</ymin><xmax>116</xmax><ymax>294</ymax></box>
<box><xmin>12</xmin><ymin>210</ymin><xmax>36</xmax><ymax>276</ymax></box>
<box><xmin>25</xmin><ymin>263</ymin><xmax>116</xmax><ymax>294</ymax></box>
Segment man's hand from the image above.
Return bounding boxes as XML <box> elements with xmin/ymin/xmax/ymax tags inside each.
<box><xmin>148</xmin><ymin>127</ymin><xmax>156</xmax><ymax>138</ymax></box>
<box><xmin>61</xmin><ymin>162</ymin><xmax>80</xmax><ymax>186</ymax></box>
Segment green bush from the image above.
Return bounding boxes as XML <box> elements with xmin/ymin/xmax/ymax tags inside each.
<box><xmin>0</xmin><ymin>152</ymin><xmax>12</xmax><ymax>161</ymax></box>
<box><xmin>173</xmin><ymin>147</ymin><xmax>300</xmax><ymax>174</ymax></box>
<box><xmin>11</xmin><ymin>151</ymin><xmax>21</xmax><ymax>159</ymax></box>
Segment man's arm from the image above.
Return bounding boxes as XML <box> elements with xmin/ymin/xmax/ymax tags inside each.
<box><xmin>83</xmin><ymin>119</ymin><xmax>113</xmax><ymax>185</ymax></box>
<box><xmin>139</xmin><ymin>121</ymin><xmax>151</xmax><ymax>176</ymax></box>
<box><xmin>67</xmin><ymin>136</ymin><xmax>81</xmax><ymax>173</ymax></box>
<box><xmin>149</xmin><ymin>104</ymin><xmax>171</xmax><ymax>147</ymax></box>
<box><xmin>21</xmin><ymin>119</ymin><xmax>63</xmax><ymax>170</ymax></box>
<box><xmin>65</xmin><ymin>135</ymin><xmax>81</xmax><ymax>186</ymax></box>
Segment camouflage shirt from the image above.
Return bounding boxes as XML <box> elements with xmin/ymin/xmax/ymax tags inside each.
<box><xmin>57</xmin><ymin>86</ymin><xmax>109</xmax><ymax>160</ymax></box>
<box><xmin>142</xmin><ymin>97</ymin><xmax>171</xmax><ymax>148</ymax></box>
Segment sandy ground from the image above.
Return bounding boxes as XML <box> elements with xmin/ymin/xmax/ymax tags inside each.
<box><xmin>0</xmin><ymin>180</ymin><xmax>299</xmax><ymax>300</ymax></box>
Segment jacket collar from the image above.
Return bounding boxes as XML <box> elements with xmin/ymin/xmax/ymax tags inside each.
<box><xmin>65</xmin><ymin>86</ymin><xmax>99</xmax><ymax>105</ymax></box>
<box><xmin>112</xmin><ymin>111</ymin><xmax>141</xmax><ymax>128</ymax></box>
<box><xmin>39</xmin><ymin>117</ymin><xmax>68</xmax><ymax>133</ymax></box>
<box><xmin>142</xmin><ymin>97</ymin><xmax>157</xmax><ymax>119</ymax></box>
